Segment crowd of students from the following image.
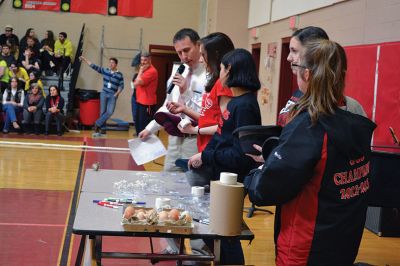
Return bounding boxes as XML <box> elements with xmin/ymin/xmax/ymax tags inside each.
<box><xmin>0</xmin><ymin>25</ymin><xmax>70</xmax><ymax>135</ymax></box>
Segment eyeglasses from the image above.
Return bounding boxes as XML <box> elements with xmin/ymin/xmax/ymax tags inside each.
<box><xmin>5</xmin><ymin>29</ymin><xmax>12</xmax><ymax>32</ymax></box>
<box><xmin>291</xmin><ymin>63</ymin><xmax>307</xmax><ymax>69</ymax></box>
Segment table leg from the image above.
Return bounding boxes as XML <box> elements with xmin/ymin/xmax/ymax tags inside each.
<box><xmin>75</xmin><ymin>235</ymin><xmax>86</xmax><ymax>266</ymax></box>
<box><xmin>94</xmin><ymin>236</ymin><xmax>102</xmax><ymax>266</ymax></box>
<box><xmin>213</xmin><ymin>239</ymin><xmax>221</xmax><ymax>265</ymax></box>
<box><xmin>176</xmin><ymin>238</ymin><xmax>185</xmax><ymax>266</ymax></box>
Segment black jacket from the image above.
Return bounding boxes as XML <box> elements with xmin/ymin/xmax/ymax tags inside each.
<box><xmin>248</xmin><ymin>108</ymin><xmax>376</xmax><ymax>265</ymax></box>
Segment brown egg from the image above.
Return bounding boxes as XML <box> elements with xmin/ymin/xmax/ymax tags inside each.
<box><xmin>136</xmin><ymin>211</ymin><xmax>146</xmax><ymax>220</ymax></box>
<box><xmin>135</xmin><ymin>208</ymin><xmax>144</xmax><ymax>214</ymax></box>
<box><xmin>158</xmin><ymin>211</ymin><xmax>169</xmax><ymax>221</ymax></box>
<box><xmin>123</xmin><ymin>206</ymin><xmax>135</xmax><ymax>219</ymax></box>
<box><xmin>168</xmin><ymin>209</ymin><xmax>180</xmax><ymax>221</ymax></box>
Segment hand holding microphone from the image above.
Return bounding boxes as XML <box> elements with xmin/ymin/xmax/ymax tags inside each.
<box><xmin>167</xmin><ymin>64</ymin><xmax>186</xmax><ymax>94</ymax></box>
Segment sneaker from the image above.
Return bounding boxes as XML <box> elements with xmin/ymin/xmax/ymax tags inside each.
<box><xmin>92</xmin><ymin>132</ymin><xmax>103</xmax><ymax>138</ymax></box>
<box><xmin>2</xmin><ymin>129</ymin><xmax>9</xmax><ymax>134</ymax></box>
<box><xmin>100</xmin><ymin>129</ymin><xmax>106</xmax><ymax>134</ymax></box>
<box><xmin>93</xmin><ymin>124</ymin><xmax>100</xmax><ymax>133</ymax></box>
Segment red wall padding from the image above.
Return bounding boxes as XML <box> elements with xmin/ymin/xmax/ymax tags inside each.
<box><xmin>344</xmin><ymin>45</ymin><xmax>377</xmax><ymax>119</ymax></box>
<box><xmin>373</xmin><ymin>43</ymin><xmax>400</xmax><ymax>146</ymax></box>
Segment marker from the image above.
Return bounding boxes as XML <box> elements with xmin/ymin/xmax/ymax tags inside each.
<box><xmin>103</xmin><ymin>198</ymin><xmax>146</xmax><ymax>204</ymax></box>
<box><xmin>97</xmin><ymin>202</ymin><xmax>119</xmax><ymax>209</ymax></box>
<box><xmin>93</xmin><ymin>200</ymin><xmax>123</xmax><ymax>206</ymax></box>
<box><xmin>193</xmin><ymin>218</ymin><xmax>210</xmax><ymax>225</ymax></box>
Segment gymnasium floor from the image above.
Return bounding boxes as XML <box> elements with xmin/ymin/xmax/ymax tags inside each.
<box><xmin>0</xmin><ymin>129</ymin><xmax>399</xmax><ymax>266</ymax></box>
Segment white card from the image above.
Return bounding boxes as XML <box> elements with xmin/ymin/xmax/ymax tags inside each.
<box><xmin>128</xmin><ymin>135</ymin><xmax>167</xmax><ymax>165</ymax></box>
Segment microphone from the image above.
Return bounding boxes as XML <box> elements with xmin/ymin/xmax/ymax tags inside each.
<box><xmin>167</xmin><ymin>64</ymin><xmax>186</xmax><ymax>94</ymax></box>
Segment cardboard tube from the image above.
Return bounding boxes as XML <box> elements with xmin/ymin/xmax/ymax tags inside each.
<box><xmin>210</xmin><ymin>181</ymin><xmax>244</xmax><ymax>236</ymax></box>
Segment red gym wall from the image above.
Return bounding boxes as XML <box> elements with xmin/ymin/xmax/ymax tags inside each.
<box><xmin>344</xmin><ymin>42</ymin><xmax>400</xmax><ymax>147</ymax></box>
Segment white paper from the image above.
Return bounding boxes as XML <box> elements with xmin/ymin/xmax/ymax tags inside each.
<box><xmin>128</xmin><ymin>135</ymin><xmax>167</xmax><ymax>165</ymax></box>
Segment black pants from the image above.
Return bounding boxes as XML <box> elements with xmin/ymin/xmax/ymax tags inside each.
<box><xmin>40</xmin><ymin>51</ymin><xmax>54</xmax><ymax>71</ymax></box>
<box><xmin>53</xmin><ymin>56</ymin><xmax>71</xmax><ymax>75</ymax></box>
<box><xmin>134</xmin><ymin>103</ymin><xmax>156</xmax><ymax>136</ymax></box>
<box><xmin>45</xmin><ymin>112</ymin><xmax>64</xmax><ymax>133</ymax></box>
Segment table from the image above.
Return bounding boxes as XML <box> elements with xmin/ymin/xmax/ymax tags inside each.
<box><xmin>73</xmin><ymin>169</ymin><xmax>254</xmax><ymax>265</ymax></box>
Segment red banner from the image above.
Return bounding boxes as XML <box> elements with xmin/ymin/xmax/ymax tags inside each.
<box><xmin>71</xmin><ymin>0</ymin><xmax>107</xmax><ymax>15</ymax></box>
<box><xmin>21</xmin><ymin>0</ymin><xmax>60</xmax><ymax>11</ymax></box>
<box><xmin>117</xmin><ymin>0</ymin><xmax>153</xmax><ymax>18</ymax></box>
<box><xmin>14</xmin><ymin>0</ymin><xmax>153</xmax><ymax>17</ymax></box>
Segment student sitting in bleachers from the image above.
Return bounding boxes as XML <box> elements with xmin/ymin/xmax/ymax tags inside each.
<box><xmin>9</xmin><ymin>62</ymin><xmax>29</xmax><ymax>90</ymax></box>
<box><xmin>2</xmin><ymin>77</ymin><xmax>24</xmax><ymax>133</ymax></box>
<box><xmin>40</xmin><ymin>30</ymin><xmax>55</xmax><ymax>76</ymax></box>
<box><xmin>44</xmin><ymin>85</ymin><xmax>64</xmax><ymax>136</ymax></box>
<box><xmin>25</xmin><ymin>71</ymin><xmax>45</xmax><ymax>96</ymax></box>
<box><xmin>21</xmin><ymin>47</ymin><xmax>41</xmax><ymax>74</ymax></box>
<box><xmin>19</xmin><ymin>28</ymin><xmax>40</xmax><ymax>57</ymax></box>
<box><xmin>22</xmin><ymin>83</ymin><xmax>44</xmax><ymax>135</ymax></box>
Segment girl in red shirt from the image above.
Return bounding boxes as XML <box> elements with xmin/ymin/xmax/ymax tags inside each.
<box><xmin>167</xmin><ymin>32</ymin><xmax>234</xmax><ymax>152</ymax></box>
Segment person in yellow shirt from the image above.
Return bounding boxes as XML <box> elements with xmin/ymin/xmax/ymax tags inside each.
<box><xmin>52</xmin><ymin>32</ymin><xmax>72</xmax><ymax>76</ymax></box>
<box><xmin>0</xmin><ymin>58</ymin><xmax>10</xmax><ymax>92</ymax></box>
<box><xmin>9</xmin><ymin>62</ymin><xmax>29</xmax><ymax>90</ymax></box>
<box><xmin>25</xmin><ymin>71</ymin><xmax>45</xmax><ymax>96</ymax></box>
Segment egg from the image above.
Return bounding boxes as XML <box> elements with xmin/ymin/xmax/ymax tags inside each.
<box><xmin>168</xmin><ymin>209</ymin><xmax>180</xmax><ymax>221</ymax></box>
<box><xmin>135</xmin><ymin>209</ymin><xmax>144</xmax><ymax>214</ymax></box>
<box><xmin>123</xmin><ymin>206</ymin><xmax>135</xmax><ymax>219</ymax></box>
<box><xmin>136</xmin><ymin>211</ymin><xmax>146</xmax><ymax>220</ymax></box>
<box><xmin>158</xmin><ymin>211</ymin><xmax>169</xmax><ymax>221</ymax></box>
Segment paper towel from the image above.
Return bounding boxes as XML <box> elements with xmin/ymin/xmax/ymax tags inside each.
<box><xmin>210</xmin><ymin>180</ymin><xmax>244</xmax><ymax>236</ymax></box>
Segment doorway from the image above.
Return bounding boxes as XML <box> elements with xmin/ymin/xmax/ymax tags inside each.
<box><xmin>277</xmin><ymin>37</ymin><xmax>297</xmax><ymax>120</ymax></box>
<box><xmin>251</xmin><ymin>43</ymin><xmax>261</xmax><ymax>76</ymax></box>
<box><xmin>149</xmin><ymin>45</ymin><xmax>180</xmax><ymax>109</ymax></box>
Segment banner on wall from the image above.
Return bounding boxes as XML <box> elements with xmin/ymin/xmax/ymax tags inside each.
<box><xmin>12</xmin><ymin>0</ymin><xmax>153</xmax><ymax>17</ymax></box>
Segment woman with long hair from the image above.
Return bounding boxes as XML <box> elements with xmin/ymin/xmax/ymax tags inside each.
<box><xmin>40</xmin><ymin>30</ymin><xmax>56</xmax><ymax>75</ymax></box>
<box><xmin>247</xmin><ymin>39</ymin><xmax>376</xmax><ymax>265</ymax></box>
<box><xmin>44</xmin><ymin>85</ymin><xmax>65</xmax><ymax>136</ymax></box>
<box><xmin>2</xmin><ymin>77</ymin><xmax>24</xmax><ymax>133</ymax></box>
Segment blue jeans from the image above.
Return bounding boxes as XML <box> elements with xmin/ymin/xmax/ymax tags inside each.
<box><xmin>3</xmin><ymin>104</ymin><xmax>22</xmax><ymax>131</ymax></box>
<box><xmin>96</xmin><ymin>91</ymin><xmax>117</xmax><ymax>129</ymax></box>
<box><xmin>131</xmin><ymin>92</ymin><xmax>137</xmax><ymax>124</ymax></box>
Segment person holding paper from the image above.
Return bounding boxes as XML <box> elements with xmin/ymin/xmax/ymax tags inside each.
<box><xmin>138</xmin><ymin>28</ymin><xmax>207</xmax><ymax>172</ymax></box>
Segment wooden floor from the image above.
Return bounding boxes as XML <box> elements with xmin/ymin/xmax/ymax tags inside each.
<box><xmin>0</xmin><ymin>128</ymin><xmax>399</xmax><ymax>265</ymax></box>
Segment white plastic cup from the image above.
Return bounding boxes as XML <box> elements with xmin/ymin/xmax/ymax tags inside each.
<box><xmin>155</xmin><ymin>197</ymin><xmax>171</xmax><ymax>210</ymax></box>
<box><xmin>191</xmin><ymin>186</ymin><xmax>205</xmax><ymax>197</ymax></box>
<box><xmin>220</xmin><ymin>172</ymin><xmax>238</xmax><ymax>185</ymax></box>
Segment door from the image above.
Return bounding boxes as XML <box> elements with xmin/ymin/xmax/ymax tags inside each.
<box><xmin>251</xmin><ymin>43</ymin><xmax>261</xmax><ymax>76</ymax></box>
<box><xmin>149</xmin><ymin>45</ymin><xmax>180</xmax><ymax>110</ymax></box>
<box><xmin>277</xmin><ymin>37</ymin><xmax>297</xmax><ymax>121</ymax></box>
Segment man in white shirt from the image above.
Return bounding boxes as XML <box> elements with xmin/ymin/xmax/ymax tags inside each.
<box><xmin>139</xmin><ymin>28</ymin><xmax>207</xmax><ymax>172</ymax></box>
